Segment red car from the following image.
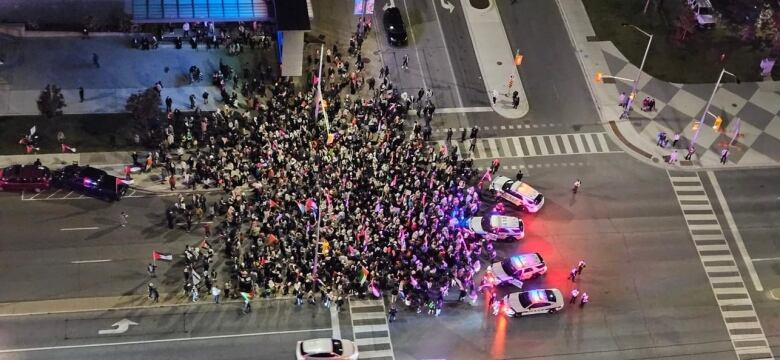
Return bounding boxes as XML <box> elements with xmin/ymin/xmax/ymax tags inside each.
<box><xmin>0</xmin><ymin>165</ymin><xmax>52</xmax><ymax>192</ymax></box>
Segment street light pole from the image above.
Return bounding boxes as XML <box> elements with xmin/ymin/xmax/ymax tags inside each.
<box><xmin>621</xmin><ymin>24</ymin><xmax>653</xmax><ymax>119</ymax></box>
<box><xmin>691</xmin><ymin>68</ymin><xmax>736</xmax><ymax>146</ymax></box>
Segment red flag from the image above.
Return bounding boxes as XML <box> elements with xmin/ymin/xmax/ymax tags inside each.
<box><xmin>152</xmin><ymin>251</ymin><xmax>173</xmax><ymax>261</ymax></box>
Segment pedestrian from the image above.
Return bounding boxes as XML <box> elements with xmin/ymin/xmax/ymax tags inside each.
<box><xmin>460</xmin><ymin>128</ymin><xmax>467</xmax><ymax>142</ymax></box>
<box><xmin>147</xmin><ymin>263</ymin><xmax>157</xmax><ymax>277</ymax></box>
<box><xmin>568</xmin><ymin>267</ymin><xmax>577</xmax><ymax>282</ymax></box>
<box><xmin>491</xmin><ymin>89</ymin><xmax>498</xmax><ymax>105</ymax></box>
<box><xmin>119</xmin><ymin>211</ymin><xmax>129</xmax><ymax>227</ymax></box>
<box><xmin>512</xmin><ymin>96</ymin><xmax>520</xmax><ymax>109</ymax></box>
<box><xmin>203</xmin><ymin>223</ymin><xmax>211</xmax><ymax>237</ymax></box>
<box><xmin>165</xmin><ymin>96</ymin><xmax>173</xmax><ymax>112</ymax></box>
<box><xmin>720</xmin><ymin>148</ymin><xmax>729</xmax><ymax>164</ymax></box>
<box><xmin>417</xmin><ymin>88</ymin><xmax>424</xmax><ymax>102</ymax></box>
<box><xmin>211</xmin><ymin>285</ymin><xmax>221</xmax><ymax>304</ymax></box>
<box><xmin>92</xmin><ymin>53</ymin><xmax>100</xmax><ymax>68</ymax></box>
<box><xmin>469</xmin><ymin>139</ymin><xmax>477</xmax><ymax>153</ymax></box>
<box><xmin>202</xmin><ymin>91</ymin><xmax>209</xmax><ymax>104</ymax></box>
<box><xmin>190</xmin><ymin>286</ymin><xmax>199</xmax><ymax>302</ymax></box>
<box><xmin>388</xmin><ymin>305</ymin><xmax>398</xmax><ymax>322</ymax></box>
<box><xmin>243</xmin><ymin>297</ymin><xmax>252</xmax><ymax>313</ymax></box>
<box><xmin>576</xmin><ymin>260</ymin><xmax>586</xmax><ymax>275</ymax></box>
<box><xmin>672</xmin><ymin>132</ymin><xmax>680</xmax><ymax>148</ymax></box>
<box><xmin>425</xmin><ymin>88</ymin><xmax>432</xmax><ymax>99</ymax></box>
<box><xmin>515</xmin><ymin>170</ymin><xmax>523</xmax><ymax>182</ymax></box>
<box><xmin>580</xmin><ymin>292</ymin><xmax>589</xmax><ymax>308</ymax></box>
<box><xmin>166</xmin><ymin>208</ymin><xmax>175</xmax><ymax>229</ymax></box>
<box><xmin>668</xmin><ymin>150</ymin><xmax>678</xmax><ymax>164</ymax></box>
<box><xmin>490</xmin><ymin>158</ymin><xmax>500</xmax><ymax>173</ymax></box>
<box><xmin>402</xmin><ymin>55</ymin><xmax>409</xmax><ymax>70</ymax></box>
<box><xmin>684</xmin><ymin>147</ymin><xmax>695</xmax><ymax>161</ymax></box>
<box><xmin>148</xmin><ymin>283</ymin><xmax>159</xmax><ymax>303</ymax></box>
<box><xmin>618</xmin><ymin>92</ymin><xmax>627</xmax><ymax>107</ymax></box>
<box><xmin>189</xmin><ymin>94</ymin><xmax>196</xmax><ymax>109</ymax></box>
<box><xmin>169</xmin><ymin>175</ymin><xmax>176</xmax><ymax>191</ymax></box>
<box><xmin>446</xmin><ymin>128</ymin><xmax>453</xmax><ymax>143</ymax></box>
<box><xmin>79</xmin><ymin>87</ymin><xmax>84</xmax><ymax>102</ymax></box>
<box><xmin>570</xmin><ymin>288</ymin><xmax>580</xmax><ymax>304</ymax></box>
<box><xmin>470</xmin><ymin>126</ymin><xmax>479</xmax><ymax>140</ymax></box>
<box><xmin>572</xmin><ymin>179</ymin><xmax>581</xmax><ymax>193</ymax></box>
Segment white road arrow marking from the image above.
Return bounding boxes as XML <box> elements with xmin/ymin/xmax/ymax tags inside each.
<box><xmin>383</xmin><ymin>0</ymin><xmax>396</xmax><ymax>10</ymax></box>
<box><xmin>98</xmin><ymin>319</ymin><xmax>138</xmax><ymax>335</ymax></box>
<box><xmin>440</xmin><ymin>0</ymin><xmax>455</xmax><ymax>13</ymax></box>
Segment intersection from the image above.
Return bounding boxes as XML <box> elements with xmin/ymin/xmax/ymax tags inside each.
<box><xmin>0</xmin><ymin>0</ymin><xmax>778</xmax><ymax>359</ymax></box>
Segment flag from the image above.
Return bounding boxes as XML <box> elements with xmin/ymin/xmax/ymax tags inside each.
<box><xmin>198</xmin><ymin>239</ymin><xmax>210</xmax><ymax>249</ymax></box>
<box><xmin>305</xmin><ymin>198</ymin><xmax>318</xmax><ymax>213</ymax></box>
<box><xmin>152</xmin><ymin>251</ymin><xmax>173</xmax><ymax>261</ymax></box>
<box><xmin>296</xmin><ymin>201</ymin><xmax>305</xmax><ymax>215</ymax></box>
<box><xmin>358</xmin><ymin>266</ymin><xmax>369</xmax><ymax>285</ymax></box>
<box><xmin>240</xmin><ymin>291</ymin><xmax>253</xmax><ymax>301</ymax></box>
<box><xmin>191</xmin><ymin>271</ymin><xmax>202</xmax><ymax>286</ymax></box>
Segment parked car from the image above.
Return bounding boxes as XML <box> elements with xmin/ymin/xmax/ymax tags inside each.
<box><xmin>688</xmin><ymin>0</ymin><xmax>716</xmax><ymax>28</ymax></box>
<box><xmin>383</xmin><ymin>7</ymin><xmax>408</xmax><ymax>46</ymax></box>
<box><xmin>52</xmin><ymin>165</ymin><xmax>128</xmax><ymax>201</ymax></box>
<box><xmin>489</xmin><ymin>176</ymin><xmax>545</xmax><ymax>213</ymax></box>
<box><xmin>0</xmin><ymin>164</ymin><xmax>51</xmax><ymax>192</ymax></box>
<box><xmin>296</xmin><ymin>338</ymin><xmax>358</xmax><ymax>360</ymax></box>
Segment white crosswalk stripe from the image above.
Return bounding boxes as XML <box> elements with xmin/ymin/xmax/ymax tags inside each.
<box><xmin>435</xmin><ymin>132</ymin><xmax>620</xmax><ymax>160</ymax></box>
<box><xmin>668</xmin><ymin>172</ymin><xmax>773</xmax><ymax>360</ymax></box>
<box><xmin>349</xmin><ymin>298</ymin><xmax>395</xmax><ymax>359</ymax></box>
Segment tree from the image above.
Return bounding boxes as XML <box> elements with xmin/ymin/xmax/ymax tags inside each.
<box><xmin>37</xmin><ymin>84</ymin><xmax>66</xmax><ymax>119</ymax></box>
<box><xmin>125</xmin><ymin>87</ymin><xmax>162</xmax><ymax>122</ymax></box>
<box><xmin>675</xmin><ymin>11</ymin><xmax>697</xmax><ymax>42</ymax></box>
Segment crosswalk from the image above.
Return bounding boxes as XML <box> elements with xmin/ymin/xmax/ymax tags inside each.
<box><xmin>434</xmin><ymin>132</ymin><xmax>619</xmax><ymax>160</ymax></box>
<box><xmin>349</xmin><ymin>298</ymin><xmax>394</xmax><ymax>360</ymax></box>
<box><xmin>668</xmin><ymin>172</ymin><xmax>773</xmax><ymax>360</ymax></box>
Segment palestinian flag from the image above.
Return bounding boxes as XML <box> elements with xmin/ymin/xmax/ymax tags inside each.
<box><xmin>240</xmin><ymin>292</ymin><xmax>253</xmax><ymax>301</ymax></box>
<box><xmin>152</xmin><ymin>251</ymin><xmax>173</xmax><ymax>261</ymax></box>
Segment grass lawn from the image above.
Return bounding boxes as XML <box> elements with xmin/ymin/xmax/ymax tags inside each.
<box><xmin>0</xmin><ymin>113</ymin><xmax>148</xmax><ymax>156</ymax></box>
<box><xmin>583</xmin><ymin>0</ymin><xmax>780</xmax><ymax>83</ymax></box>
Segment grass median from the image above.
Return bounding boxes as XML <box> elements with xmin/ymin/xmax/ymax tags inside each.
<box><xmin>583</xmin><ymin>0</ymin><xmax>779</xmax><ymax>83</ymax></box>
<box><xmin>0</xmin><ymin>113</ymin><xmax>147</xmax><ymax>155</ymax></box>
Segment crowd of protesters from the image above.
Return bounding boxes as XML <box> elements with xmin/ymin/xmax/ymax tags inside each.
<box><xmin>147</xmin><ymin>18</ymin><xmax>498</xmax><ymax>317</ymax></box>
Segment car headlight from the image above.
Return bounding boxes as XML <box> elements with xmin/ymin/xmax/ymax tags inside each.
<box><xmin>504</xmin><ymin>307</ymin><xmax>515</xmax><ymax>316</ymax></box>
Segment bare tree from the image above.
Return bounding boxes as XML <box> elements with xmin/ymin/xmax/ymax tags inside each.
<box><xmin>125</xmin><ymin>87</ymin><xmax>162</xmax><ymax>122</ymax></box>
<box><xmin>675</xmin><ymin>11</ymin><xmax>697</xmax><ymax>42</ymax></box>
<box><xmin>36</xmin><ymin>84</ymin><xmax>66</xmax><ymax>119</ymax></box>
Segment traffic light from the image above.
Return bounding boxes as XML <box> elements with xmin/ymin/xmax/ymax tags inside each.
<box><xmin>595</xmin><ymin>72</ymin><xmax>603</xmax><ymax>83</ymax></box>
<box><xmin>713</xmin><ymin>116</ymin><xmax>723</xmax><ymax>130</ymax></box>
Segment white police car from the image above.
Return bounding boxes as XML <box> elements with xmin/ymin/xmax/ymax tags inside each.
<box><xmin>467</xmin><ymin>214</ymin><xmax>524</xmax><ymax>240</ymax></box>
<box><xmin>489</xmin><ymin>253</ymin><xmax>547</xmax><ymax>288</ymax></box>
<box><xmin>296</xmin><ymin>338</ymin><xmax>358</xmax><ymax>360</ymax></box>
<box><xmin>504</xmin><ymin>288</ymin><xmax>564</xmax><ymax>317</ymax></box>
<box><xmin>489</xmin><ymin>176</ymin><xmax>544</xmax><ymax>213</ymax></box>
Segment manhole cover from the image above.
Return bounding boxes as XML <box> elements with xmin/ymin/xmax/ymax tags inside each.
<box><xmin>470</xmin><ymin>0</ymin><xmax>489</xmax><ymax>9</ymax></box>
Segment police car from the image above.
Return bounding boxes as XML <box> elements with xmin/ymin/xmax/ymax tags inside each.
<box><xmin>488</xmin><ymin>176</ymin><xmax>544</xmax><ymax>213</ymax></box>
<box><xmin>467</xmin><ymin>214</ymin><xmax>524</xmax><ymax>240</ymax></box>
<box><xmin>296</xmin><ymin>338</ymin><xmax>359</xmax><ymax>360</ymax></box>
<box><xmin>504</xmin><ymin>288</ymin><xmax>564</xmax><ymax>317</ymax></box>
<box><xmin>489</xmin><ymin>253</ymin><xmax>547</xmax><ymax>288</ymax></box>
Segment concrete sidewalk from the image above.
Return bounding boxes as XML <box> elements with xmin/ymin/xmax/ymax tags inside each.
<box><xmin>458</xmin><ymin>0</ymin><xmax>529</xmax><ymax>119</ymax></box>
<box><xmin>556</xmin><ymin>0</ymin><xmax>780</xmax><ymax>170</ymax></box>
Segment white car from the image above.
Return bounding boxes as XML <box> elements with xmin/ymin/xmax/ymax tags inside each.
<box><xmin>504</xmin><ymin>288</ymin><xmax>564</xmax><ymax>317</ymax></box>
<box><xmin>468</xmin><ymin>214</ymin><xmax>524</xmax><ymax>240</ymax></box>
<box><xmin>296</xmin><ymin>338</ymin><xmax>359</xmax><ymax>360</ymax></box>
<box><xmin>489</xmin><ymin>253</ymin><xmax>547</xmax><ymax>288</ymax></box>
<box><xmin>489</xmin><ymin>176</ymin><xmax>544</xmax><ymax>213</ymax></box>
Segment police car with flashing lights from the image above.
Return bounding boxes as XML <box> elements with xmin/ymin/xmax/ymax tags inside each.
<box><xmin>489</xmin><ymin>253</ymin><xmax>547</xmax><ymax>288</ymax></box>
<box><xmin>467</xmin><ymin>214</ymin><xmax>524</xmax><ymax>240</ymax></box>
<box><xmin>504</xmin><ymin>288</ymin><xmax>564</xmax><ymax>317</ymax></box>
<box><xmin>488</xmin><ymin>176</ymin><xmax>544</xmax><ymax>213</ymax></box>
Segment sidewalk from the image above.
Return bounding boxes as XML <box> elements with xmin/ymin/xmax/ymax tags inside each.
<box><xmin>458</xmin><ymin>0</ymin><xmax>529</xmax><ymax>119</ymax></box>
<box><xmin>556</xmin><ymin>0</ymin><xmax>780</xmax><ymax>170</ymax></box>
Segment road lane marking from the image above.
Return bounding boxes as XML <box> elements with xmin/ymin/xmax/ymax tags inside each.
<box><xmin>401</xmin><ymin>0</ymin><xmax>428</xmax><ymax>91</ymax></box>
<box><xmin>330</xmin><ymin>304</ymin><xmax>341</xmax><ymax>340</ymax></box>
<box><xmin>668</xmin><ymin>171</ymin><xmax>773</xmax><ymax>360</ymax></box>
<box><xmin>349</xmin><ymin>298</ymin><xmax>395</xmax><ymax>359</ymax></box>
<box><xmin>60</xmin><ymin>227</ymin><xmax>100</xmax><ymax>231</ymax></box>
<box><xmin>706</xmin><ymin>171</ymin><xmax>763</xmax><ymax>292</ymax></box>
<box><xmin>0</xmin><ymin>328</ymin><xmax>331</xmax><ymax>353</ymax></box>
<box><xmin>751</xmin><ymin>257</ymin><xmax>780</xmax><ymax>262</ymax></box>
<box><xmin>430</xmin><ymin>0</ymin><xmax>463</xmax><ymax>108</ymax></box>
<box><xmin>45</xmin><ymin>189</ymin><xmax>61</xmax><ymax>199</ymax></box>
<box><xmin>71</xmin><ymin>259</ymin><xmax>112</xmax><ymax>264</ymax></box>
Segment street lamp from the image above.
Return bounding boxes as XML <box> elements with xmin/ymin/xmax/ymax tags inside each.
<box><xmin>691</xmin><ymin>68</ymin><xmax>739</xmax><ymax>146</ymax></box>
<box><xmin>620</xmin><ymin>23</ymin><xmax>653</xmax><ymax>120</ymax></box>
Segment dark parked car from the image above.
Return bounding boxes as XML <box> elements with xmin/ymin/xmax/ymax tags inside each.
<box><xmin>52</xmin><ymin>165</ymin><xmax>128</xmax><ymax>201</ymax></box>
<box><xmin>0</xmin><ymin>165</ymin><xmax>51</xmax><ymax>192</ymax></box>
<box><xmin>383</xmin><ymin>7</ymin><xmax>408</xmax><ymax>46</ymax></box>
